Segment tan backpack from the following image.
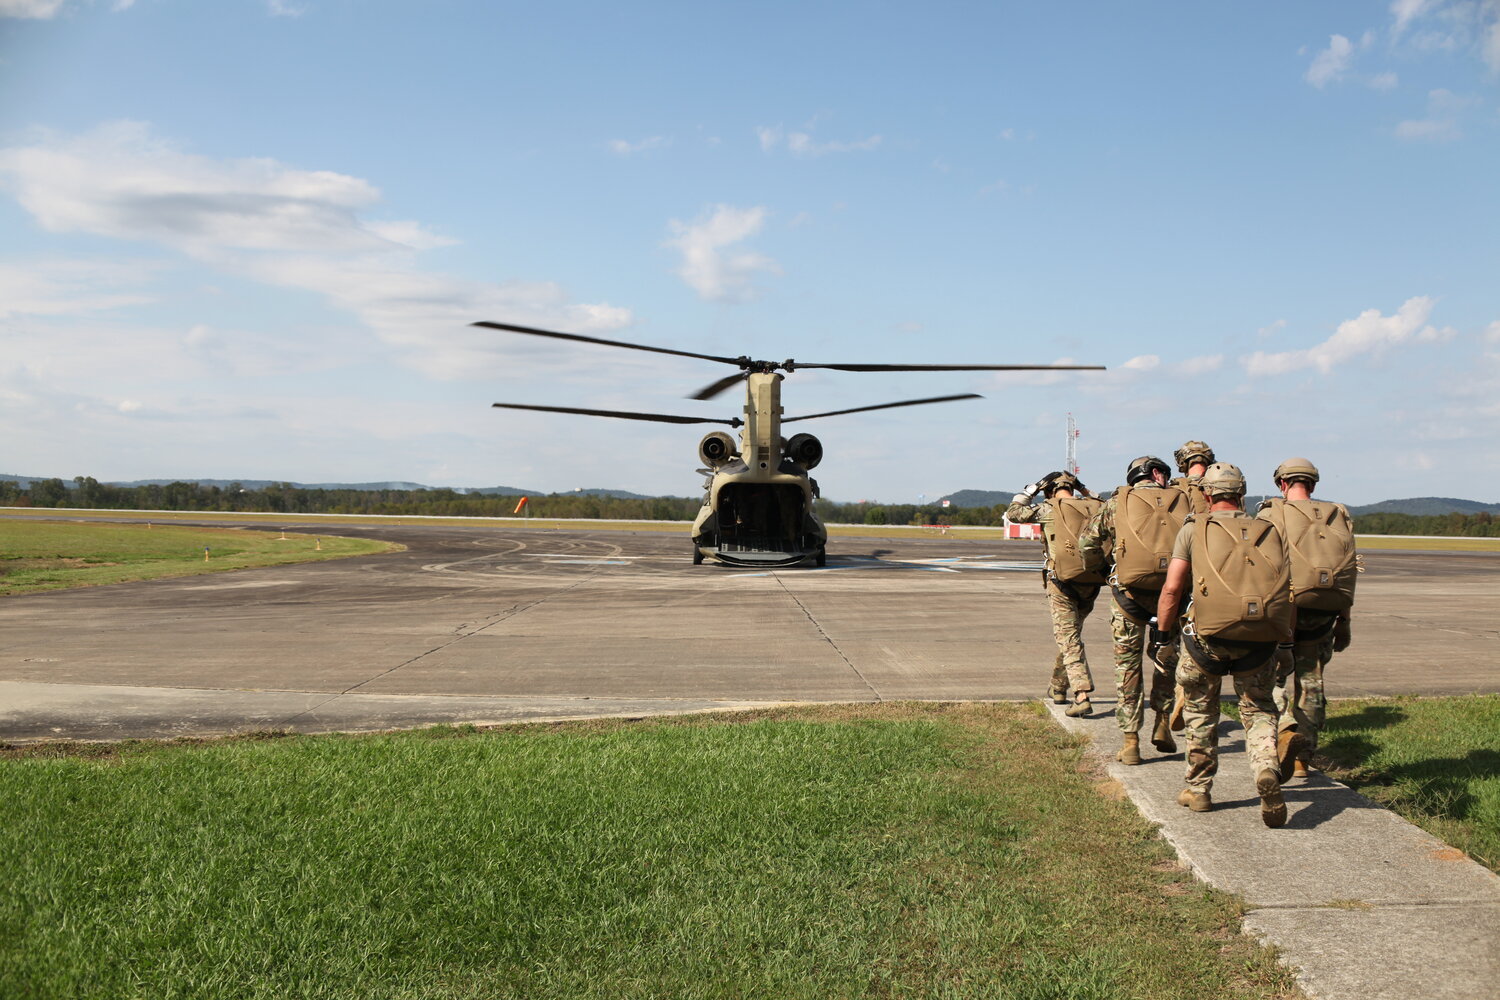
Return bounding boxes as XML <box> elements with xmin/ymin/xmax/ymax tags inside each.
<box><xmin>1113</xmin><ymin>484</ymin><xmax>1190</xmax><ymax>590</ymax></box>
<box><xmin>1047</xmin><ymin>496</ymin><xmax>1105</xmax><ymax>585</ymax></box>
<box><xmin>1188</xmin><ymin>513</ymin><xmax>1293</xmax><ymax>642</ymax></box>
<box><xmin>1169</xmin><ymin>477</ymin><xmax>1210</xmax><ymax>516</ymax></box>
<box><xmin>1257</xmin><ymin>498</ymin><xmax>1357</xmax><ymax>612</ymax></box>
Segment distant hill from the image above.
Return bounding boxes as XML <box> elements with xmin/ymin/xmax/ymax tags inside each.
<box><xmin>937</xmin><ymin>489</ymin><xmax>1017</xmax><ymax>508</ymax></box>
<box><xmin>0</xmin><ymin>473</ymin><xmax>678</xmax><ymax>500</ymax></box>
<box><xmin>1347</xmin><ymin>497</ymin><xmax>1500</xmax><ymax>516</ymax></box>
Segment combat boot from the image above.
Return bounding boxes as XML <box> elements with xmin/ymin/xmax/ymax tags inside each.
<box><xmin>1151</xmin><ymin>712</ymin><xmax>1176</xmax><ymax>754</ymax></box>
<box><xmin>1276</xmin><ymin>729</ymin><xmax>1307</xmax><ymax>781</ymax></box>
<box><xmin>1048</xmin><ymin>684</ymin><xmax>1068</xmax><ymax>705</ymax></box>
<box><xmin>1256</xmin><ymin>768</ymin><xmax>1287</xmax><ymax>828</ymax></box>
<box><xmin>1064</xmin><ymin>694</ymin><xmax>1091</xmax><ymax>717</ymax></box>
<box><xmin>1177</xmin><ymin>787</ymin><xmax>1211</xmax><ymax>811</ymax></box>
<box><xmin>1116</xmin><ymin>733</ymin><xmax>1141</xmax><ymax>765</ymax></box>
<box><xmin>1293</xmin><ymin>760</ymin><xmax>1310</xmax><ymax>780</ymax></box>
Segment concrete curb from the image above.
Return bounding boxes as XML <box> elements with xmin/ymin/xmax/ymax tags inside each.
<box><xmin>1047</xmin><ymin>698</ymin><xmax>1500</xmax><ymax>1000</ymax></box>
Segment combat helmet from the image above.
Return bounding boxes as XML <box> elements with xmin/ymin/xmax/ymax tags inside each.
<box><xmin>1174</xmin><ymin>440</ymin><xmax>1215</xmax><ymax>474</ymax></box>
<box><xmin>1125</xmin><ymin>455</ymin><xmax>1171</xmax><ymax>486</ymax></box>
<box><xmin>1047</xmin><ymin>471</ymin><xmax>1085</xmax><ymax>496</ymax></box>
<box><xmin>1273</xmin><ymin>457</ymin><xmax>1320</xmax><ymax>486</ymax></box>
<box><xmin>1200</xmin><ymin>462</ymin><xmax>1247</xmax><ymax>497</ymax></box>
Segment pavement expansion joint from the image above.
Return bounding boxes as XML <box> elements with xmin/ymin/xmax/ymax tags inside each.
<box><xmin>771</xmin><ymin>572</ymin><xmax>882</xmax><ymax>702</ymax></box>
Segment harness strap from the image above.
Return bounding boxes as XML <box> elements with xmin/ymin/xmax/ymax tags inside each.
<box><xmin>1181</xmin><ymin>628</ymin><xmax>1278</xmax><ymax>676</ymax></box>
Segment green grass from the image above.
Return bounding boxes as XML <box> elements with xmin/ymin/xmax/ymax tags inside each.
<box><xmin>0</xmin><ymin>705</ymin><xmax>1301</xmax><ymax>1000</ymax></box>
<box><xmin>0</xmin><ymin>520</ymin><xmax>400</xmax><ymax>595</ymax></box>
<box><xmin>1316</xmin><ymin>695</ymin><xmax>1500</xmax><ymax>871</ymax></box>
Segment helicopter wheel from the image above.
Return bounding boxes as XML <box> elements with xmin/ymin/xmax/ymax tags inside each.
<box><xmin>692</xmin><ymin>547</ymin><xmax>704</xmax><ymax>565</ymax></box>
<box><xmin>814</xmin><ymin>547</ymin><xmax>827</xmax><ymax>568</ymax></box>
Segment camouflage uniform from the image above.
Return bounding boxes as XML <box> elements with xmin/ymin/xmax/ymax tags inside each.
<box><xmin>1169</xmin><ymin>512</ymin><xmax>1282</xmax><ymax>793</ymax></box>
<box><xmin>1271</xmin><ymin>610</ymin><xmax>1336</xmax><ymax>755</ymax></box>
<box><xmin>1006</xmin><ymin>497</ymin><xmax>1099</xmax><ymax>695</ymax></box>
<box><xmin>1077</xmin><ymin>487</ymin><xmax>1179</xmax><ymax>734</ymax></box>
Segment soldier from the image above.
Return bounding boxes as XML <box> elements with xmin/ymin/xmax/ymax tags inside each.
<box><xmin>1256</xmin><ymin>458</ymin><xmax>1356</xmax><ymax>779</ymax></box>
<box><xmin>1007</xmin><ymin>471</ymin><xmax>1103</xmax><ymax>718</ymax></box>
<box><xmin>1169</xmin><ymin>440</ymin><xmax>1215</xmax><ymax>514</ymax></box>
<box><xmin>1155</xmin><ymin>463</ymin><xmax>1292</xmax><ymax>828</ymax></box>
<box><xmin>1078</xmin><ymin>456</ymin><xmax>1188</xmax><ymax>764</ymax></box>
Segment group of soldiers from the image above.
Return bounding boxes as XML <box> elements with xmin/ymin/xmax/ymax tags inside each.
<box><xmin>1007</xmin><ymin>441</ymin><xmax>1357</xmax><ymax>829</ymax></box>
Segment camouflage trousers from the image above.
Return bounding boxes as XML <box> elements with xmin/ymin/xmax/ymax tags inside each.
<box><xmin>1273</xmin><ymin>634</ymin><xmax>1334</xmax><ymax>754</ymax></box>
<box><xmin>1179</xmin><ymin>638</ymin><xmax>1281</xmax><ymax>794</ymax></box>
<box><xmin>1111</xmin><ymin>600</ymin><xmax>1178</xmax><ymax>734</ymax></box>
<box><xmin>1046</xmin><ymin>579</ymin><xmax>1100</xmax><ymax>695</ymax></box>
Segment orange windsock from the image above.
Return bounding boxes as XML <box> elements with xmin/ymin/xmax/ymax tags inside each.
<box><xmin>513</xmin><ymin>496</ymin><xmax>529</xmax><ymax>514</ymax></box>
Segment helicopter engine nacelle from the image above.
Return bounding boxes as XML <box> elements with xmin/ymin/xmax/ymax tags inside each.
<box><xmin>784</xmin><ymin>433</ymin><xmax>823</xmax><ymax>470</ymax></box>
<box><xmin>698</xmin><ymin>431</ymin><xmax>738</xmax><ymax>468</ymax></box>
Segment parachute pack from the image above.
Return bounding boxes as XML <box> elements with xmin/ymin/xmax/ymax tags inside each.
<box><xmin>1112</xmin><ymin>484</ymin><xmax>1191</xmax><ymax>591</ymax></box>
<box><xmin>1047</xmin><ymin>496</ymin><xmax>1105</xmax><ymax>585</ymax></box>
<box><xmin>1256</xmin><ymin>497</ymin><xmax>1358</xmax><ymax>612</ymax></box>
<box><xmin>1169</xmin><ymin>477</ymin><xmax>1210</xmax><ymax>516</ymax></box>
<box><xmin>1187</xmin><ymin>513</ymin><xmax>1293</xmax><ymax>643</ymax></box>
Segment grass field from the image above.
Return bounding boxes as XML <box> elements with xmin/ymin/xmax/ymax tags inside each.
<box><xmin>0</xmin><ymin>704</ymin><xmax>1303</xmax><ymax>1000</ymax></box>
<box><xmin>1317</xmin><ymin>695</ymin><xmax>1500</xmax><ymax>872</ymax></box>
<box><xmin>0</xmin><ymin>520</ymin><xmax>400</xmax><ymax>596</ymax></box>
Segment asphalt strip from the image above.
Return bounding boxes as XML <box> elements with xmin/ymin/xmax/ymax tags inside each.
<box><xmin>1048</xmin><ymin>700</ymin><xmax>1500</xmax><ymax>1000</ymax></box>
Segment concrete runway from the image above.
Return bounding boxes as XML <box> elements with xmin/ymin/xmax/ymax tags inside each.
<box><xmin>2</xmin><ymin>520</ymin><xmax>1497</xmax><ymax>741</ymax></box>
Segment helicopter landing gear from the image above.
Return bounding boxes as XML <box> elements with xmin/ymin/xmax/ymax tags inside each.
<box><xmin>692</xmin><ymin>547</ymin><xmax>704</xmax><ymax>565</ymax></box>
<box><xmin>814</xmin><ymin>546</ymin><xmax>827</xmax><ymax>567</ymax></box>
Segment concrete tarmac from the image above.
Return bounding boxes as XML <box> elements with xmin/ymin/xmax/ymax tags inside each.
<box><xmin>2</xmin><ymin>519</ymin><xmax>1497</xmax><ymax>741</ymax></box>
<box><xmin>1053</xmin><ymin>702</ymin><xmax>1500</xmax><ymax>1000</ymax></box>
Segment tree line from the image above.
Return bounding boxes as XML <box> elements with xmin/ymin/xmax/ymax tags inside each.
<box><xmin>3</xmin><ymin>477</ymin><xmax>1497</xmax><ymax>536</ymax></box>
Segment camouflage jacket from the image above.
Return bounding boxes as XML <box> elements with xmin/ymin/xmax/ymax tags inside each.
<box><xmin>1005</xmin><ymin>498</ymin><xmax>1055</xmax><ymax>557</ymax></box>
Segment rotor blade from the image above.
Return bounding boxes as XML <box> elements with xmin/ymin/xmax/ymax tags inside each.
<box><xmin>782</xmin><ymin>393</ymin><xmax>983</xmax><ymax>424</ymax></box>
<box><xmin>473</xmin><ymin>321</ymin><xmax>746</xmax><ymax>367</ymax></box>
<box><xmin>492</xmin><ymin>402</ymin><xmax>739</xmax><ymax>426</ymax></box>
<box><xmin>789</xmin><ymin>362</ymin><xmax>1106</xmax><ymax>372</ymax></box>
<box><xmin>689</xmin><ymin>371</ymin><xmax>748</xmax><ymax>401</ymax></box>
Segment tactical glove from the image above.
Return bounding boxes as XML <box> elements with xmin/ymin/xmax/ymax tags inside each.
<box><xmin>1332</xmin><ymin>618</ymin><xmax>1352</xmax><ymax>652</ymax></box>
<box><xmin>1017</xmin><ymin>481</ymin><xmax>1043</xmax><ymax>502</ymax></box>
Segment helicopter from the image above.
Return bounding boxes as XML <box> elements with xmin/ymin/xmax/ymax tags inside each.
<box><xmin>478</xmin><ymin>320</ymin><xmax>1104</xmax><ymax>567</ymax></box>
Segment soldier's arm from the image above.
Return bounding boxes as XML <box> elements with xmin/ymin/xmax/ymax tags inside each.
<box><xmin>1005</xmin><ymin>500</ymin><xmax>1040</xmax><ymax>524</ymax></box>
<box><xmin>1157</xmin><ymin>557</ymin><xmax>1190</xmax><ymax>627</ymax></box>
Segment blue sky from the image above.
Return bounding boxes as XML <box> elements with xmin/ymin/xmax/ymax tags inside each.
<box><xmin>2</xmin><ymin>0</ymin><xmax>1497</xmax><ymax>504</ymax></box>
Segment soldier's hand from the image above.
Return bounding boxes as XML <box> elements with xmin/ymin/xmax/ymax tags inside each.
<box><xmin>1333</xmin><ymin>618</ymin><xmax>1352</xmax><ymax>652</ymax></box>
<box><xmin>1018</xmin><ymin>481</ymin><xmax>1043</xmax><ymax>502</ymax></box>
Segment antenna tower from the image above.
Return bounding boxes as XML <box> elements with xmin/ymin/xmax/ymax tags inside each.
<box><xmin>1065</xmin><ymin>413</ymin><xmax>1080</xmax><ymax>475</ymax></box>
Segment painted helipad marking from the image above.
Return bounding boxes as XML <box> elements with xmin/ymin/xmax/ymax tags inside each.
<box><xmin>543</xmin><ymin>559</ymin><xmax>632</xmax><ymax>565</ymax></box>
<box><xmin>524</xmin><ymin>553</ymin><xmax>646</xmax><ymax>559</ymax></box>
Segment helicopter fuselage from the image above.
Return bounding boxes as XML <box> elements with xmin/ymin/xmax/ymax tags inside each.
<box><xmin>692</xmin><ymin>372</ymin><xmax>827</xmax><ymax>567</ymax></box>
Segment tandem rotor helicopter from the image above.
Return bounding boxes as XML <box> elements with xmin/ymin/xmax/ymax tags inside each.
<box><xmin>478</xmin><ymin>321</ymin><xmax>1103</xmax><ymax>567</ymax></box>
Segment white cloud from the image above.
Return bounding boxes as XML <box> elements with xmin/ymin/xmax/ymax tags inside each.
<box><xmin>979</xmin><ymin>178</ymin><xmax>1008</xmax><ymax>195</ymax></box>
<box><xmin>1391</xmin><ymin>0</ymin><xmax>1434</xmax><ymax>38</ymax></box>
<box><xmin>0</xmin><ymin>0</ymin><xmax>67</xmax><ymax>16</ymax></box>
<box><xmin>664</xmin><ymin>204</ymin><xmax>780</xmax><ymax>303</ymax></box>
<box><xmin>756</xmin><ymin>123</ymin><xmax>882</xmax><ymax>156</ymax></box>
<box><xmin>0</xmin><ymin>122</ymin><xmax>630</xmax><ymax>379</ymax></box>
<box><xmin>1485</xmin><ymin>320</ymin><xmax>1500</xmax><ymax>342</ymax></box>
<box><xmin>1257</xmin><ymin>319</ymin><xmax>1288</xmax><ymax>338</ymax></box>
<box><xmin>1241</xmin><ymin>296</ymin><xmax>1454</xmax><ymax>375</ymax></box>
<box><xmin>1369</xmin><ymin>71</ymin><xmax>1400</xmax><ymax>90</ymax></box>
<box><xmin>1306</xmin><ymin>34</ymin><xmax>1355</xmax><ymax>87</ymax></box>
<box><xmin>608</xmin><ymin>136</ymin><xmax>668</xmax><ymax>156</ymax></box>
<box><xmin>1394</xmin><ymin>87</ymin><xmax>1475</xmax><ymax>140</ymax></box>
<box><xmin>1173</xmin><ymin>354</ymin><xmax>1224</xmax><ymax>376</ymax></box>
<box><xmin>267</xmin><ymin>0</ymin><xmax>304</xmax><ymax>16</ymax></box>
<box><xmin>0</xmin><ymin>258</ymin><xmax>160</xmax><ymax>318</ymax></box>
<box><xmin>1121</xmin><ymin>354</ymin><xmax>1160</xmax><ymax>371</ymax></box>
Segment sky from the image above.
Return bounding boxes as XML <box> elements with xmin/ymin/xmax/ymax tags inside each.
<box><xmin>1</xmin><ymin>0</ymin><xmax>1497</xmax><ymax>505</ymax></box>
